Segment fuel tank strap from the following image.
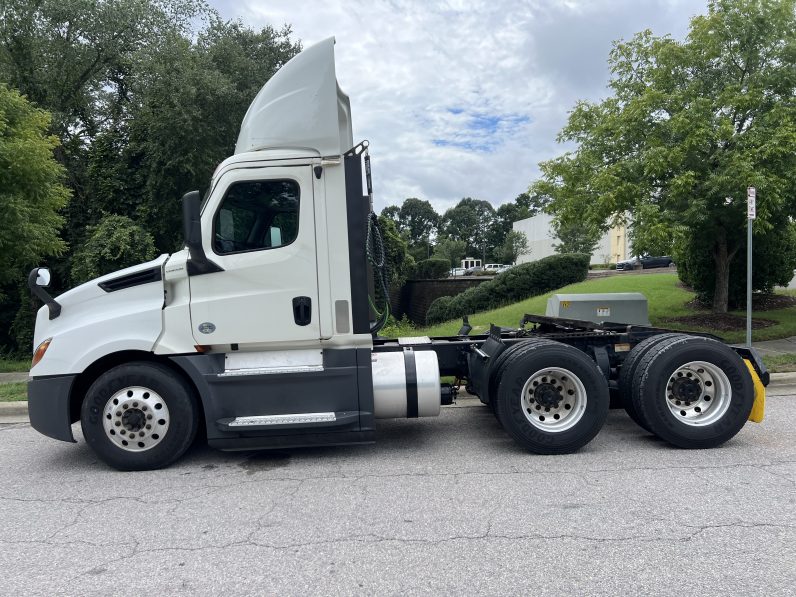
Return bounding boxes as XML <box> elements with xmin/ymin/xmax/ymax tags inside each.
<box><xmin>403</xmin><ymin>347</ymin><xmax>419</xmax><ymax>418</ymax></box>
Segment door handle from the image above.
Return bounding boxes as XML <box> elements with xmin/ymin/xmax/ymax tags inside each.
<box><xmin>292</xmin><ymin>296</ymin><xmax>312</xmax><ymax>326</ymax></box>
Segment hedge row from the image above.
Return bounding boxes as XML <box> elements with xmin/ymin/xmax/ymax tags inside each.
<box><xmin>425</xmin><ymin>253</ymin><xmax>590</xmax><ymax>324</ymax></box>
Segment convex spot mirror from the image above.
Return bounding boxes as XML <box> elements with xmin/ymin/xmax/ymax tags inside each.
<box><xmin>35</xmin><ymin>268</ymin><xmax>51</xmax><ymax>287</ymax></box>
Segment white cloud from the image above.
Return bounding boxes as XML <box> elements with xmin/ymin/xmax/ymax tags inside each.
<box><xmin>211</xmin><ymin>0</ymin><xmax>706</xmax><ymax>214</ymax></box>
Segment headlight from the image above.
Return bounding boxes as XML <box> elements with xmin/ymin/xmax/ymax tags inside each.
<box><xmin>32</xmin><ymin>338</ymin><xmax>52</xmax><ymax>368</ymax></box>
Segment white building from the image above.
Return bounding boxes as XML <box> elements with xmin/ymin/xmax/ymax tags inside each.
<box><xmin>512</xmin><ymin>213</ymin><xmax>629</xmax><ymax>266</ymax></box>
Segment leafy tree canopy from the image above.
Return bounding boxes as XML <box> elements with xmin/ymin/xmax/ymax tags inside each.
<box><xmin>71</xmin><ymin>214</ymin><xmax>158</xmax><ymax>285</ymax></box>
<box><xmin>433</xmin><ymin>237</ymin><xmax>468</xmax><ymax>268</ymax></box>
<box><xmin>0</xmin><ymin>85</ymin><xmax>69</xmax><ymax>291</ymax></box>
<box><xmin>440</xmin><ymin>197</ymin><xmax>495</xmax><ymax>260</ymax></box>
<box><xmin>497</xmin><ymin>230</ymin><xmax>530</xmax><ymax>265</ymax></box>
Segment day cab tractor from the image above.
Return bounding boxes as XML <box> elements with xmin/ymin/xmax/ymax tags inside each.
<box><xmin>26</xmin><ymin>38</ymin><xmax>768</xmax><ymax>471</ymax></box>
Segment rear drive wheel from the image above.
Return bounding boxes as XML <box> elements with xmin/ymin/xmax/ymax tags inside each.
<box><xmin>81</xmin><ymin>362</ymin><xmax>199</xmax><ymax>470</ymax></box>
<box><xmin>632</xmin><ymin>336</ymin><xmax>754</xmax><ymax>448</ymax></box>
<box><xmin>619</xmin><ymin>333</ymin><xmax>684</xmax><ymax>431</ymax></box>
<box><xmin>487</xmin><ymin>338</ymin><xmax>556</xmax><ymax>414</ymax></box>
<box><xmin>494</xmin><ymin>341</ymin><xmax>609</xmax><ymax>454</ymax></box>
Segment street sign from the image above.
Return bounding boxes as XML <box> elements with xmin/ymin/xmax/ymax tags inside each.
<box><xmin>747</xmin><ymin>187</ymin><xmax>756</xmax><ymax>219</ymax></box>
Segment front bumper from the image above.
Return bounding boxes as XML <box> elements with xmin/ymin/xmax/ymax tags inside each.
<box><xmin>28</xmin><ymin>375</ymin><xmax>78</xmax><ymax>443</ymax></box>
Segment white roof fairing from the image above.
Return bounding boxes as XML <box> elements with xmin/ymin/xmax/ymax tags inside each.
<box><xmin>234</xmin><ymin>37</ymin><xmax>354</xmax><ymax>157</ymax></box>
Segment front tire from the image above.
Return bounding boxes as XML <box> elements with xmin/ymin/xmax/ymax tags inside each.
<box><xmin>494</xmin><ymin>341</ymin><xmax>609</xmax><ymax>454</ymax></box>
<box><xmin>81</xmin><ymin>362</ymin><xmax>199</xmax><ymax>471</ymax></box>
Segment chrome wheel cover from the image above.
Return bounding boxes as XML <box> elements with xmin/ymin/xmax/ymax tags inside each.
<box><xmin>102</xmin><ymin>386</ymin><xmax>170</xmax><ymax>452</ymax></box>
<box><xmin>520</xmin><ymin>367</ymin><xmax>587</xmax><ymax>432</ymax></box>
<box><xmin>664</xmin><ymin>361</ymin><xmax>732</xmax><ymax>427</ymax></box>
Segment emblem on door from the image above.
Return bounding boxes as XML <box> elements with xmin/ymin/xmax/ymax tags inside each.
<box><xmin>198</xmin><ymin>322</ymin><xmax>216</xmax><ymax>334</ymax></box>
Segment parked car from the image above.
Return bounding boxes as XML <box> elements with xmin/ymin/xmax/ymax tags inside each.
<box><xmin>483</xmin><ymin>263</ymin><xmax>504</xmax><ymax>272</ymax></box>
<box><xmin>449</xmin><ymin>267</ymin><xmax>466</xmax><ymax>277</ymax></box>
<box><xmin>495</xmin><ymin>264</ymin><xmax>513</xmax><ymax>273</ymax></box>
<box><xmin>616</xmin><ymin>255</ymin><xmax>674</xmax><ymax>271</ymax></box>
<box><xmin>464</xmin><ymin>265</ymin><xmax>483</xmax><ymax>275</ymax></box>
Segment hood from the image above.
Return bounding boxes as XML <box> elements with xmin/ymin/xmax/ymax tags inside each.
<box><xmin>32</xmin><ymin>255</ymin><xmax>169</xmax><ymax>350</ymax></box>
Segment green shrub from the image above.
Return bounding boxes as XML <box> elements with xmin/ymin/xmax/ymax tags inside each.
<box><xmin>411</xmin><ymin>258</ymin><xmax>451</xmax><ymax>279</ymax></box>
<box><xmin>426</xmin><ymin>296</ymin><xmax>454</xmax><ymax>324</ymax></box>
<box><xmin>426</xmin><ymin>253</ymin><xmax>589</xmax><ymax>324</ymax></box>
<box><xmin>379</xmin><ymin>314</ymin><xmax>415</xmax><ymax>337</ymax></box>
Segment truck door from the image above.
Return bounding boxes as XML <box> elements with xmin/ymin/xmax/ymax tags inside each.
<box><xmin>189</xmin><ymin>165</ymin><xmax>320</xmax><ymax>347</ymax></box>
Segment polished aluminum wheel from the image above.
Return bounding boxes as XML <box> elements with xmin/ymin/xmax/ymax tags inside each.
<box><xmin>665</xmin><ymin>361</ymin><xmax>732</xmax><ymax>426</ymax></box>
<box><xmin>102</xmin><ymin>386</ymin><xmax>170</xmax><ymax>452</ymax></box>
<box><xmin>520</xmin><ymin>367</ymin><xmax>587</xmax><ymax>432</ymax></box>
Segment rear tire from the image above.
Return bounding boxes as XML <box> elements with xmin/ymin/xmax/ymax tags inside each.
<box><xmin>632</xmin><ymin>336</ymin><xmax>754</xmax><ymax>449</ymax></box>
<box><xmin>494</xmin><ymin>341</ymin><xmax>609</xmax><ymax>454</ymax></box>
<box><xmin>487</xmin><ymin>338</ymin><xmax>556</xmax><ymax>413</ymax></box>
<box><xmin>81</xmin><ymin>362</ymin><xmax>199</xmax><ymax>471</ymax></box>
<box><xmin>619</xmin><ymin>333</ymin><xmax>684</xmax><ymax>431</ymax></box>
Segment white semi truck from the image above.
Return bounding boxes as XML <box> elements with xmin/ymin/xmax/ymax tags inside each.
<box><xmin>27</xmin><ymin>38</ymin><xmax>767</xmax><ymax>471</ymax></box>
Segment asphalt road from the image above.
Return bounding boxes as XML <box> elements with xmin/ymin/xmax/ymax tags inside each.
<box><xmin>1</xmin><ymin>395</ymin><xmax>795</xmax><ymax>596</ymax></box>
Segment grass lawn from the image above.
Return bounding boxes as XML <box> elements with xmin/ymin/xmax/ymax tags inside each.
<box><xmin>418</xmin><ymin>273</ymin><xmax>796</xmax><ymax>344</ymax></box>
<box><xmin>762</xmin><ymin>353</ymin><xmax>796</xmax><ymax>373</ymax></box>
<box><xmin>0</xmin><ymin>382</ymin><xmax>27</xmax><ymax>402</ymax></box>
<box><xmin>0</xmin><ymin>359</ymin><xmax>29</xmax><ymax>373</ymax></box>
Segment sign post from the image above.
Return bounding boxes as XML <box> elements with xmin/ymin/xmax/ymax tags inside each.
<box><xmin>746</xmin><ymin>187</ymin><xmax>756</xmax><ymax>348</ymax></box>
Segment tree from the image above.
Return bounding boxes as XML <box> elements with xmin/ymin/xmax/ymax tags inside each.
<box><xmin>381</xmin><ymin>205</ymin><xmax>401</xmax><ymax>227</ymax></box>
<box><xmin>440</xmin><ymin>198</ymin><xmax>495</xmax><ymax>261</ymax></box>
<box><xmin>398</xmin><ymin>197</ymin><xmax>439</xmax><ymax>257</ymax></box>
<box><xmin>497</xmin><ymin>230</ymin><xmax>529</xmax><ymax>265</ymax></box>
<box><xmin>433</xmin><ymin>238</ymin><xmax>467</xmax><ymax>268</ymax></box>
<box><xmin>553</xmin><ymin>218</ymin><xmax>601</xmax><ymax>256</ymax></box>
<box><xmin>486</xmin><ymin>201</ymin><xmax>529</xmax><ymax>261</ymax></box>
<box><xmin>0</xmin><ymin>85</ymin><xmax>70</xmax><ymax>354</ymax></box>
<box><xmin>71</xmin><ymin>215</ymin><xmax>158</xmax><ymax>285</ymax></box>
<box><xmin>515</xmin><ymin>192</ymin><xmax>549</xmax><ymax>217</ymax></box>
<box><xmin>533</xmin><ymin>0</ymin><xmax>796</xmax><ymax>313</ymax></box>
<box><xmin>376</xmin><ymin>215</ymin><xmax>414</xmax><ymax>290</ymax></box>
<box><xmin>0</xmin><ymin>85</ymin><xmax>69</xmax><ymax>290</ymax></box>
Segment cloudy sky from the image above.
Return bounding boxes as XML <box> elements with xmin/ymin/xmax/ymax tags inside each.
<box><xmin>211</xmin><ymin>0</ymin><xmax>708</xmax><ymax>214</ymax></box>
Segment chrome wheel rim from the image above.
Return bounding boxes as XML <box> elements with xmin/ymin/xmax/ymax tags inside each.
<box><xmin>102</xmin><ymin>386</ymin><xmax>169</xmax><ymax>452</ymax></box>
<box><xmin>665</xmin><ymin>361</ymin><xmax>732</xmax><ymax>427</ymax></box>
<box><xmin>520</xmin><ymin>367</ymin><xmax>587</xmax><ymax>432</ymax></box>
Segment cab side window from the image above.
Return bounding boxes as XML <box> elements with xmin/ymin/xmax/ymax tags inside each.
<box><xmin>213</xmin><ymin>180</ymin><xmax>300</xmax><ymax>254</ymax></box>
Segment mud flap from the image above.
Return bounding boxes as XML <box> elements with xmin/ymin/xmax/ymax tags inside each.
<box><xmin>744</xmin><ymin>359</ymin><xmax>765</xmax><ymax>423</ymax></box>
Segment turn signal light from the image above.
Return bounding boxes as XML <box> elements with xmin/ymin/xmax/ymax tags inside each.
<box><xmin>32</xmin><ymin>338</ymin><xmax>52</xmax><ymax>368</ymax></box>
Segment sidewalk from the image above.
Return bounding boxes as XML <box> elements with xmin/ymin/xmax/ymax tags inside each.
<box><xmin>751</xmin><ymin>336</ymin><xmax>796</xmax><ymax>356</ymax></box>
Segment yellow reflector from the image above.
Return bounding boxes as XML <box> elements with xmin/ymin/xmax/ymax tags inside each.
<box><xmin>744</xmin><ymin>359</ymin><xmax>765</xmax><ymax>423</ymax></box>
<box><xmin>32</xmin><ymin>337</ymin><xmax>52</xmax><ymax>368</ymax></box>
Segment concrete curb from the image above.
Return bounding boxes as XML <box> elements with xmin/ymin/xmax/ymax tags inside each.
<box><xmin>0</xmin><ymin>401</ymin><xmax>28</xmax><ymax>416</ymax></box>
<box><xmin>2</xmin><ymin>372</ymin><xmax>794</xmax><ymax>421</ymax></box>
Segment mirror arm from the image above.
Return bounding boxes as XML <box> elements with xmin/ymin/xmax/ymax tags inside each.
<box><xmin>27</xmin><ymin>268</ymin><xmax>61</xmax><ymax>320</ymax></box>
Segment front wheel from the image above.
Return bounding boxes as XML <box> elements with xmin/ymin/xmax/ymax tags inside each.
<box><xmin>494</xmin><ymin>341</ymin><xmax>609</xmax><ymax>454</ymax></box>
<box><xmin>81</xmin><ymin>362</ymin><xmax>199</xmax><ymax>471</ymax></box>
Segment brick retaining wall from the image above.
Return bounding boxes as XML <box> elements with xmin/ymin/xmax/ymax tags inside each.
<box><xmin>390</xmin><ymin>277</ymin><xmax>491</xmax><ymax>325</ymax></box>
